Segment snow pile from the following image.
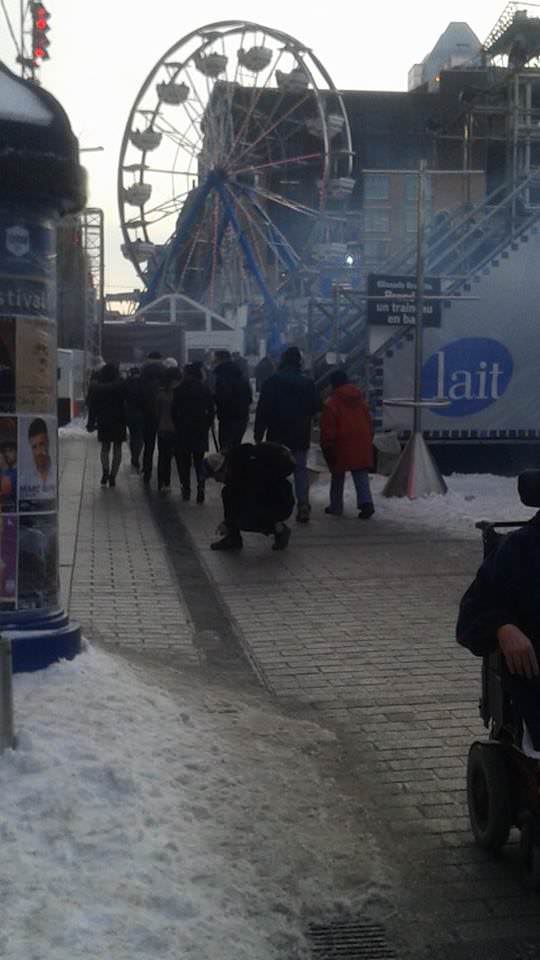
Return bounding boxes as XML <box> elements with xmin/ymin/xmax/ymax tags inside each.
<box><xmin>59</xmin><ymin>417</ymin><xmax>89</xmax><ymax>439</ymax></box>
<box><xmin>0</xmin><ymin>646</ymin><xmax>386</xmax><ymax>959</ymax></box>
<box><xmin>0</xmin><ymin>70</ymin><xmax>52</xmax><ymax>125</ymax></box>
<box><xmin>310</xmin><ymin>470</ymin><xmax>537</xmax><ymax>539</ymax></box>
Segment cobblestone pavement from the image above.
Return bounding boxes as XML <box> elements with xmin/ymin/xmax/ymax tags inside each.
<box><xmin>59</xmin><ymin>437</ymin><xmax>540</xmax><ymax>958</ymax></box>
<box><xmin>60</xmin><ymin>437</ymin><xmax>196</xmax><ymax>662</ymax></box>
<box><xmin>176</xmin><ymin>468</ymin><xmax>540</xmax><ymax>957</ymax></box>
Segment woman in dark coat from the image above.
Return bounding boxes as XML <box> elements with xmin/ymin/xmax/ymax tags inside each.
<box><xmin>171</xmin><ymin>364</ymin><xmax>215</xmax><ymax>503</ymax></box>
<box><xmin>87</xmin><ymin>363</ymin><xmax>127</xmax><ymax>488</ymax></box>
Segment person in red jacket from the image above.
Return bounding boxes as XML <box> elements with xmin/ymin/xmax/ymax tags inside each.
<box><xmin>320</xmin><ymin>370</ymin><xmax>375</xmax><ymax>519</ymax></box>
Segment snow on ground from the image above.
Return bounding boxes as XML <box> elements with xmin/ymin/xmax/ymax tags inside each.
<box><xmin>1</xmin><ymin>646</ymin><xmax>387</xmax><ymax>960</ymax></box>
<box><xmin>59</xmin><ymin>417</ymin><xmax>88</xmax><ymax>439</ymax></box>
<box><xmin>310</xmin><ymin>470</ymin><xmax>538</xmax><ymax>539</ymax></box>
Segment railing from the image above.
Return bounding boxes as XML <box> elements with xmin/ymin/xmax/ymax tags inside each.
<box><xmin>310</xmin><ymin>171</ymin><xmax>540</xmax><ymax>387</ymax></box>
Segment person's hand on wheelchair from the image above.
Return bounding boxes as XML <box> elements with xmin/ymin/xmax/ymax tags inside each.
<box><xmin>497</xmin><ymin>624</ymin><xmax>540</xmax><ymax>680</ymax></box>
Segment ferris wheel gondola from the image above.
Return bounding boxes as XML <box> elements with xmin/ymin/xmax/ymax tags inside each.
<box><xmin>118</xmin><ymin>20</ymin><xmax>353</xmax><ymax>316</ymax></box>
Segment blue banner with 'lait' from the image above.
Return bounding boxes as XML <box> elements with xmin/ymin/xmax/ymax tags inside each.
<box><xmin>422</xmin><ymin>337</ymin><xmax>514</xmax><ymax>417</ymax></box>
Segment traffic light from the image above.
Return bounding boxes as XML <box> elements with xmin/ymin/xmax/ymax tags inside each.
<box><xmin>31</xmin><ymin>3</ymin><xmax>51</xmax><ymax>64</ymax></box>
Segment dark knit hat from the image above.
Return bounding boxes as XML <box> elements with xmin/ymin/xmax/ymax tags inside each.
<box><xmin>280</xmin><ymin>346</ymin><xmax>302</xmax><ymax>369</ymax></box>
<box><xmin>330</xmin><ymin>369</ymin><xmax>349</xmax><ymax>389</ymax></box>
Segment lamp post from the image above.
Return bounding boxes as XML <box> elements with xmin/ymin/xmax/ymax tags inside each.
<box><xmin>382</xmin><ymin>160</ymin><xmax>448</xmax><ymax>498</ymax></box>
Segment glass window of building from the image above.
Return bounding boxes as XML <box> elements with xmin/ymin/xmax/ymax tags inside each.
<box><xmin>364</xmin><ymin>174</ymin><xmax>390</xmax><ymax>201</ymax></box>
<box><xmin>405</xmin><ymin>176</ymin><xmax>418</xmax><ymax>204</ymax></box>
<box><xmin>364</xmin><ymin>209</ymin><xmax>390</xmax><ymax>232</ymax></box>
<box><xmin>364</xmin><ymin>238</ymin><xmax>390</xmax><ymax>260</ymax></box>
<box><xmin>406</xmin><ymin>209</ymin><xmax>417</xmax><ymax>233</ymax></box>
<box><xmin>404</xmin><ymin>174</ymin><xmax>432</xmax><ymax>205</ymax></box>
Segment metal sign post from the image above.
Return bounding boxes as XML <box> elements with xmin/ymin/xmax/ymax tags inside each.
<box><xmin>413</xmin><ymin>160</ymin><xmax>427</xmax><ymax>435</ymax></box>
<box><xmin>382</xmin><ymin>161</ymin><xmax>449</xmax><ymax>499</ymax></box>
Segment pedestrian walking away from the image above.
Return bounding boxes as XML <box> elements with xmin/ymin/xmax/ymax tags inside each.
<box><xmin>124</xmin><ymin>366</ymin><xmax>145</xmax><ymax>471</ymax></box>
<box><xmin>255</xmin><ymin>354</ymin><xmax>275</xmax><ymax>394</ymax></box>
<box><xmin>254</xmin><ymin>346</ymin><xmax>321</xmax><ymax>524</ymax></box>
<box><xmin>204</xmin><ymin>442</ymin><xmax>295</xmax><ymax>552</ymax></box>
<box><xmin>156</xmin><ymin>363</ymin><xmax>182</xmax><ymax>493</ymax></box>
<box><xmin>232</xmin><ymin>351</ymin><xmax>250</xmax><ymax>381</ymax></box>
<box><xmin>87</xmin><ymin>363</ymin><xmax>127</xmax><ymax>488</ymax></box>
<box><xmin>172</xmin><ymin>363</ymin><xmax>215</xmax><ymax>503</ymax></box>
<box><xmin>213</xmin><ymin>350</ymin><xmax>252</xmax><ymax>452</ymax></box>
<box><xmin>140</xmin><ymin>352</ymin><xmax>166</xmax><ymax>485</ymax></box>
<box><xmin>320</xmin><ymin>369</ymin><xmax>375</xmax><ymax>519</ymax></box>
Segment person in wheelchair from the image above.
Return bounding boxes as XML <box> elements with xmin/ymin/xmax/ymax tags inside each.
<box><xmin>457</xmin><ymin>470</ymin><xmax>540</xmax><ymax>757</ymax></box>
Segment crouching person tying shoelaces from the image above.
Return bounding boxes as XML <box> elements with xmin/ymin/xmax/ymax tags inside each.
<box><xmin>204</xmin><ymin>442</ymin><xmax>295</xmax><ymax>552</ymax></box>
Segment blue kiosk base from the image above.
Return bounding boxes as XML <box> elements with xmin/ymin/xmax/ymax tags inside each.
<box><xmin>6</xmin><ymin>610</ymin><xmax>82</xmax><ymax>673</ymax></box>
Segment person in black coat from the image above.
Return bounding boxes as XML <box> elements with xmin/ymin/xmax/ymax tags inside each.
<box><xmin>457</xmin><ymin>515</ymin><xmax>540</xmax><ymax>752</ymax></box>
<box><xmin>205</xmin><ymin>442</ymin><xmax>295</xmax><ymax>551</ymax></box>
<box><xmin>87</xmin><ymin>363</ymin><xmax>127</xmax><ymax>488</ymax></box>
<box><xmin>172</xmin><ymin>364</ymin><xmax>215</xmax><ymax>503</ymax></box>
<box><xmin>139</xmin><ymin>353</ymin><xmax>166</xmax><ymax>485</ymax></box>
<box><xmin>124</xmin><ymin>366</ymin><xmax>145</xmax><ymax>470</ymax></box>
<box><xmin>255</xmin><ymin>355</ymin><xmax>275</xmax><ymax>394</ymax></box>
<box><xmin>213</xmin><ymin>350</ymin><xmax>252</xmax><ymax>452</ymax></box>
<box><xmin>254</xmin><ymin>346</ymin><xmax>321</xmax><ymax>523</ymax></box>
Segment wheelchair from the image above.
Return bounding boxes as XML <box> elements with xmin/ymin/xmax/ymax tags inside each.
<box><xmin>466</xmin><ymin>471</ymin><xmax>540</xmax><ymax>889</ymax></box>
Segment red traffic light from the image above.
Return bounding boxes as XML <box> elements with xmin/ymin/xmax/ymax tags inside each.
<box><xmin>31</xmin><ymin>2</ymin><xmax>51</xmax><ymax>63</ymax></box>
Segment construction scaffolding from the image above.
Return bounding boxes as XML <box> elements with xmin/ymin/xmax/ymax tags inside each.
<box><xmin>80</xmin><ymin>207</ymin><xmax>105</xmax><ymax>375</ymax></box>
<box><xmin>484</xmin><ymin>3</ymin><xmax>540</xmax><ymax>68</ymax></box>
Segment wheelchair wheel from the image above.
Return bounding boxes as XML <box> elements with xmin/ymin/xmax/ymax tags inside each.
<box><xmin>467</xmin><ymin>742</ymin><xmax>512</xmax><ymax>851</ymax></box>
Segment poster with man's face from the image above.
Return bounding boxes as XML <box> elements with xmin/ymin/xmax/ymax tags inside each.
<box><xmin>0</xmin><ymin>417</ymin><xmax>17</xmax><ymax>513</ymax></box>
<box><xmin>16</xmin><ymin>317</ymin><xmax>56</xmax><ymax>414</ymax></box>
<box><xmin>18</xmin><ymin>414</ymin><xmax>57</xmax><ymax>513</ymax></box>
<box><xmin>18</xmin><ymin>513</ymin><xmax>58</xmax><ymax>611</ymax></box>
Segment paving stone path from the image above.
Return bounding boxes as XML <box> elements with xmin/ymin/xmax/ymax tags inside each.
<box><xmin>59</xmin><ymin>436</ymin><xmax>540</xmax><ymax>958</ymax></box>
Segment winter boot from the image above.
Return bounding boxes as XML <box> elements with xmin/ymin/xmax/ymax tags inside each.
<box><xmin>182</xmin><ymin>487</ymin><xmax>191</xmax><ymax>502</ymax></box>
<box><xmin>358</xmin><ymin>502</ymin><xmax>375</xmax><ymax>520</ymax></box>
<box><xmin>108</xmin><ymin>475</ymin><xmax>116</xmax><ymax>488</ymax></box>
<box><xmin>296</xmin><ymin>502</ymin><xmax>311</xmax><ymax>524</ymax></box>
<box><xmin>325</xmin><ymin>506</ymin><xmax>343</xmax><ymax>516</ymax></box>
<box><xmin>196</xmin><ymin>485</ymin><xmax>205</xmax><ymax>505</ymax></box>
<box><xmin>272</xmin><ymin>522</ymin><xmax>291</xmax><ymax>551</ymax></box>
<box><xmin>210</xmin><ymin>533</ymin><xmax>243</xmax><ymax>552</ymax></box>
<box><xmin>100</xmin><ymin>472</ymin><xmax>109</xmax><ymax>486</ymax></box>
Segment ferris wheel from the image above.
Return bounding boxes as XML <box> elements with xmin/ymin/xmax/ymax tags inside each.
<box><xmin>118</xmin><ymin>20</ymin><xmax>353</xmax><ymax>316</ymax></box>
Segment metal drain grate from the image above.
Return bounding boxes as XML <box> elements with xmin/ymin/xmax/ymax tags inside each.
<box><xmin>307</xmin><ymin>919</ymin><xmax>398</xmax><ymax>959</ymax></box>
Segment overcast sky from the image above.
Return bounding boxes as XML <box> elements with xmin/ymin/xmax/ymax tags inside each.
<box><xmin>1</xmin><ymin>1</ymin><xmax>504</xmax><ymax>294</ymax></box>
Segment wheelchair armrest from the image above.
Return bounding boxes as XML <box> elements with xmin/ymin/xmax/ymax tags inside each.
<box><xmin>480</xmin><ymin>649</ymin><xmax>516</xmax><ymax>737</ymax></box>
<box><xmin>480</xmin><ymin>650</ymin><xmax>504</xmax><ymax>729</ymax></box>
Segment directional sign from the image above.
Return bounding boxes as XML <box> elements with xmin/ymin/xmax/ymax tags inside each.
<box><xmin>367</xmin><ymin>273</ymin><xmax>442</xmax><ymax>327</ymax></box>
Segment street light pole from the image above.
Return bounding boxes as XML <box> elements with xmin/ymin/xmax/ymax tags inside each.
<box><xmin>382</xmin><ymin>158</ymin><xmax>448</xmax><ymax>499</ymax></box>
<box><xmin>413</xmin><ymin>160</ymin><xmax>427</xmax><ymax>435</ymax></box>
<box><xmin>19</xmin><ymin>0</ymin><xmax>24</xmax><ymax>77</ymax></box>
